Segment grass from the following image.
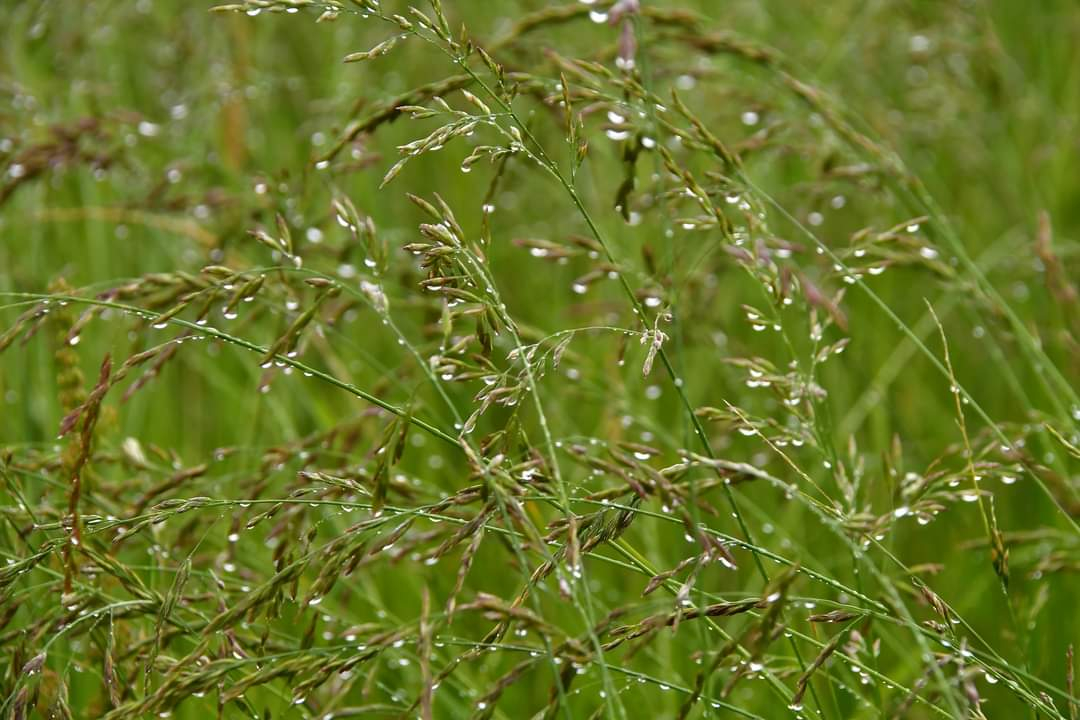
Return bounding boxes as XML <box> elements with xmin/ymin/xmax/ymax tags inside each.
<box><xmin>1</xmin><ymin>1</ymin><xmax>1078</xmax><ymax>718</ymax></box>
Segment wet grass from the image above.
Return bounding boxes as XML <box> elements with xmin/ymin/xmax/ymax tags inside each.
<box><xmin>1</xmin><ymin>1</ymin><xmax>1078</xmax><ymax>718</ymax></box>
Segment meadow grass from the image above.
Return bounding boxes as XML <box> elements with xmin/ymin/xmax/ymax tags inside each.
<box><xmin>1</xmin><ymin>1</ymin><xmax>1078</xmax><ymax>718</ymax></box>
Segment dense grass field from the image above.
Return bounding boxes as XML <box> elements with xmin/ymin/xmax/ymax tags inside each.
<box><xmin>2</xmin><ymin>1</ymin><xmax>1078</xmax><ymax>718</ymax></box>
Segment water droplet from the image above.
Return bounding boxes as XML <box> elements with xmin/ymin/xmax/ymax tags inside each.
<box><xmin>741</xmin><ymin>110</ymin><xmax>759</xmax><ymax>126</ymax></box>
<box><xmin>676</xmin><ymin>74</ymin><xmax>696</xmax><ymax>90</ymax></box>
